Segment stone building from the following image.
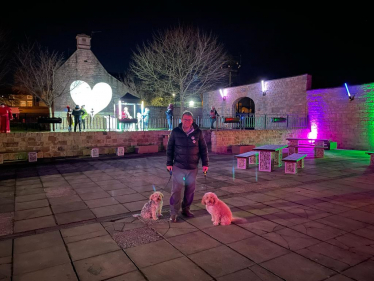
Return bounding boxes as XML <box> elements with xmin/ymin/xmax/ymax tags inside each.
<box><xmin>203</xmin><ymin>74</ymin><xmax>310</xmax><ymax>118</ymax></box>
<box><xmin>54</xmin><ymin>34</ymin><xmax>132</xmax><ymax>117</ymax></box>
<box><xmin>204</xmin><ymin>74</ymin><xmax>374</xmax><ymax>150</ymax></box>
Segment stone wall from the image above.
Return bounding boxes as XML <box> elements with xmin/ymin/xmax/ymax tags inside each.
<box><xmin>203</xmin><ymin>74</ymin><xmax>311</xmax><ymax>120</ymax></box>
<box><xmin>307</xmin><ymin>83</ymin><xmax>374</xmax><ymax>150</ymax></box>
<box><xmin>211</xmin><ymin>129</ymin><xmax>310</xmax><ymax>153</ymax></box>
<box><xmin>0</xmin><ymin>130</ymin><xmax>212</xmax><ymax>161</ymax></box>
<box><xmin>0</xmin><ymin>129</ymin><xmax>311</xmax><ymax>160</ymax></box>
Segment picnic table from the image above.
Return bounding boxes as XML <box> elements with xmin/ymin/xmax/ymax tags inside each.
<box><xmin>252</xmin><ymin>144</ymin><xmax>288</xmax><ymax>172</ymax></box>
<box><xmin>286</xmin><ymin>138</ymin><xmax>328</xmax><ymax>158</ymax></box>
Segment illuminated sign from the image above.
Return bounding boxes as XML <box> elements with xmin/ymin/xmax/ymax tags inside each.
<box><xmin>70</xmin><ymin>80</ymin><xmax>112</xmax><ymax>116</ymax></box>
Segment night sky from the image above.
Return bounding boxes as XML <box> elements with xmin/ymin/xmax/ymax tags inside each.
<box><xmin>2</xmin><ymin>6</ymin><xmax>372</xmax><ymax>89</ymax></box>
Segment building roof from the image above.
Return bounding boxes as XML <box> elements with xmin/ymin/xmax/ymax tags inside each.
<box><xmin>120</xmin><ymin>93</ymin><xmax>141</xmax><ymax>103</ymax></box>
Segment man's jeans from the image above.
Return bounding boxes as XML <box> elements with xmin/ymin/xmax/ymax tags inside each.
<box><xmin>74</xmin><ymin>118</ymin><xmax>81</xmax><ymax>132</ymax></box>
<box><xmin>167</xmin><ymin>118</ymin><xmax>172</xmax><ymax>130</ymax></box>
<box><xmin>170</xmin><ymin>166</ymin><xmax>198</xmax><ymax>215</ymax></box>
<box><xmin>210</xmin><ymin>117</ymin><xmax>216</xmax><ymax>129</ymax></box>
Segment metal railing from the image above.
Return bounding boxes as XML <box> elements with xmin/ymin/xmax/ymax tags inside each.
<box><xmin>10</xmin><ymin>114</ymin><xmax>308</xmax><ymax>132</ymax></box>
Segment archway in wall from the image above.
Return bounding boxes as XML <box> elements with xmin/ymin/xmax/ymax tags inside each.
<box><xmin>235</xmin><ymin>97</ymin><xmax>255</xmax><ymax>130</ymax></box>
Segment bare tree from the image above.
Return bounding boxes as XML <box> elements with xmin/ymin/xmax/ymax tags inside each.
<box><xmin>13</xmin><ymin>43</ymin><xmax>81</xmax><ymax>129</ymax></box>
<box><xmin>130</xmin><ymin>26</ymin><xmax>229</xmax><ymax>114</ymax></box>
<box><xmin>119</xmin><ymin>72</ymin><xmax>148</xmax><ymax>101</ymax></box>
<box><xmin>0</xmin><ymin>29</ymin><xmax>10</xmax><ymax>86</ymax></box>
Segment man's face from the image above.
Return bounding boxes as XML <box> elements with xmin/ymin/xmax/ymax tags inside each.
<box><xmin>182</xmin><ymin>115</ymin><xmax>193</xmax><ymax>129</ymax></box>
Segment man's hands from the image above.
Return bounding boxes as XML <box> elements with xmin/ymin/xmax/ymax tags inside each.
<box><xmin>203</xmin><ymin>166</ymin><xmax>208</xmax><ymax>173</ymax></box>
<box><xmin>167</xmin><ymin>166</ymin><xmax>173</xmax><ymax>172</ymax></box>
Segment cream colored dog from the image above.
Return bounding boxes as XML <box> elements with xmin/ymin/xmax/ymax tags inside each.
<box><xmin>201</xmin><ymin>192</ymin><xmax>233</xmax><ymax>225</ymax></box>
<box><xmin>134</xmin><ymin>191</ymin><xmax>164</xmax><ymax>220</ymax></box>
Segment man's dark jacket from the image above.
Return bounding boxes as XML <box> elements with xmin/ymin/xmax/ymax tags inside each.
<box><xmin>167</xmin><ymin>123</ymin><xmax>208</xmax><ymax>170</ymax></box>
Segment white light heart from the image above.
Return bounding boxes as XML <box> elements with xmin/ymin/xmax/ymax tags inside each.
<box><xmin>70</xmin><ymin>80</ymin><xmax>112</xmax><ymax>116</ymax></box>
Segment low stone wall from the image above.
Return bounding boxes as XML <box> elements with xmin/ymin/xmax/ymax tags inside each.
<box><xmin>0</xmin><ymin>130</ymin><xmax>212</xmax><ymax>161</ymax></box>
<box><xmin>0</xmin><ymin>129</ymin><xmax>310</xmax><ymax>161</ymax></box>
<box><xmin>211</xmin><ymin>129</ymin><xmax>311</xmax><ymax>153</ymax></box>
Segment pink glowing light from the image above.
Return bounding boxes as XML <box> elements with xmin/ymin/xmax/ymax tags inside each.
<box><xmin>308</xmin><ymin>122</ymin><xmax>318</xmax><ymax>143</ymax></box>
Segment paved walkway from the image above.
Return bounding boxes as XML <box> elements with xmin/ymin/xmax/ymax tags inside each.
<box><xmin>0</xmin><ymin>149</ymin><xmax>373</xmax><ymax>281</ymax></box>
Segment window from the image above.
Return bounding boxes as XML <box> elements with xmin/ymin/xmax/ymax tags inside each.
<box><xmin>26</xmin><ymin>95</ymin><xmax>33</xmax><ymax>100</ymax></box>
<box><xmin>27</xmin><ymin>101</ymin><xmax>33</xmax><ymax>107</ymax></box>
<box><xmin>20</xmin><ymin>101</ymin><xmax>26</xmax><ymax>107</ymax></box>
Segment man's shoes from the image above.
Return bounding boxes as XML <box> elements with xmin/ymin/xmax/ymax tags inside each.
<box><xmin>169</xmin><ymin>215</ymin><xmax>177</xmax><ymax>223</ymax></box>
<box><xmin>181</xmin><ymin>210</ymin><xmax>194</xmax><ymax>218</ymax></box>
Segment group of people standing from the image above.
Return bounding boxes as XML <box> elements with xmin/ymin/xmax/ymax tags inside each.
<box><xmin>66</xmin><ymin>105</ymin><xmax>88</xmax><ymax>132</ymax></box>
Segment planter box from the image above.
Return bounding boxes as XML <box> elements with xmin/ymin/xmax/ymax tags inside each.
<box><xmin>329</xmin><ymin>142</ymin><xmax>337</xmax><ymax>150</ymax></box>
<box><xmin>232</xmin><ymin>145</ymin><xmax>255</xmax><ymax>154</ymax></box>
<box><xmin>135</xmin><ymin>145</ymin><xmax>159</xmax><ymax>154</ymax></box>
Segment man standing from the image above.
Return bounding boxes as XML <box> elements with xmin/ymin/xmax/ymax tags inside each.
<box><xmin>81</xmin><ymin>105</ymin><xmax>88</xmax><ymax>131</ymax></box>
<box><xmin>72</xmin><ymin>105</ymin><xmax>83</xmax><ymax>132</ymax></box>
<box><xmin>0</xmin><ymin>104</ymin><xmax>13</xmax><ymax>133</ymax></box>
<box><xmin>209</xmin><ymin>106</ymin><xmax>219</xmax><ymax>129</ymax></box>
<box><xmin>167</xmin><ymin>111</ymin><xmax>209</xmax><ymax>222</ymax></box>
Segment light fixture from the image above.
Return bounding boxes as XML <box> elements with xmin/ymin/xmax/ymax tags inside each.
<box><xmin>189</xmin><ymin>101</ymin><xmax>195</xmax><ymax>107</ymax></box>
<box><xmin>261</xmin><ymin>80</ymin><xmax>267</xmax><ymax>96</ymax></box>
<box><xmin>344</xmin><ymin>83</ymin><xmax>355</xmax><ymax>101</ymax></box>
<box><xmin>219</xmin><ymin>89</ymin><xmax>227</xmax><ymax>101</ymax></box>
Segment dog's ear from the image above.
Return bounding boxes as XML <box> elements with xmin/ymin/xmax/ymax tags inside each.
<box><xmin>211</xmin><ymin>193</ymin><xmax>217</xmax><ymax>205</ymax></box>
<box><xmin>159</xmin><ymin>192</ymin><xmax>164</xmax><ymax>198</ymax></box>
<box><xmin>201</xmin><ymin>194</ymin><xmax>206</xmax><ymax>205</ymax></box>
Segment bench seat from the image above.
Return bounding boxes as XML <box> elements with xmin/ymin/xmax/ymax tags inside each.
<box><xmin>288</xmin><ymin>145</ymin><xmax>325</xmax><ymax>158</ymax></box>
<box><xmin>235</xmin><ymin>151</ymin><xmax>258</xmax><ymax>169</ymax></box>
<box><xmin>366</xmin><ymin>151</ymin><xmax>374</xmax><ymax>166</ymax></box>
<box><xmin>282</xmin><ymin>153</ymin><xmax>307</xmax><ymax>174</ymax></box>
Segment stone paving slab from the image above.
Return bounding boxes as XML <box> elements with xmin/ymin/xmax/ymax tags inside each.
<box><xmin>0</xmin><ymin>150</ymin><xmax>374</xmax><ymax>280</ymax></box>
<box><xmin>261</xmin><ymin>252</ymin><xmax>336</xmax><ymax>281</ymax></box>
<box><xmin>73</xmin><ymin>250</ymin><xmax>137</xmax><ymax>281</ymax></box>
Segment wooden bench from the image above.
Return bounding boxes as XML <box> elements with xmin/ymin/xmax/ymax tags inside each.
<box><xmin>282</xmin><ymin>153</ymin><xmax>307</xmax><ymax>174</ymax></box>
<box><xmin>235</xmin><ymin>151</ymin><xmax>258</xmax><ymax>169</ymax></box>
<box><xmin>366</xmin><ymin>151</ymin><xmax>374</xmax><ymax>166</ymax></box>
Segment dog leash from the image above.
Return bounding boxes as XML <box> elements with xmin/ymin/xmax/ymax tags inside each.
<box><xmin>201</xmin><ymin>170</ymin><xmax>207</xmax><ymax>190</ymax></box>
<box><xmin>163</xmin><ymin>169</ymin><xmax>173</xmax><ymax>189</ymax></box>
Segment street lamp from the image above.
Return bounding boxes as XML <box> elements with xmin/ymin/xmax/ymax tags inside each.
<box><xmin>172</xmin><ymin>93</ymin><xmax>175</xmax><ymax>105</ymax></box>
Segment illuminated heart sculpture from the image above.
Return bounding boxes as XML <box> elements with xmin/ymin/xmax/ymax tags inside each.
<box><xmin>70</xmin><ymin>80</ymin><xmax>112</xmax><ymax>116</ymax></box>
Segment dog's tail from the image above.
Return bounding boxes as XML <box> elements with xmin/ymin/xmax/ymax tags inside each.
<box><xmin>231</xmin><ymin>217</ymin><xmax>247</xmax><ymax>224</ymax></box>
<box><xmin>132</xmin><ymin>214</ymin><xmax>141</xmax><ymax>218</ymax></box>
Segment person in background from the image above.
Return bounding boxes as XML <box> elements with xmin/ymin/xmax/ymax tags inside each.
<box><xmin>143</xmin><ymin>108</ymin><xmax>150</xmax><ymax>131</ymax></box>
<box><xmin>166</xmin><ymin>110</ymin><xmax>209</xmax><ymax>222</ymax></box>
<box><xmin>209</xmin><ymin>106</ymin><xmax>219</xmax><ymax>129</ymax></box>
<box><xmin>122</xmin><ymin>107</ymin><xmax>132</xmax><ymax>131</ymax></box>
<box><xmin>166</xmin><ymin>103</ymin><xmax>174</xmax><ymax>131</ymax></box>
<box><xmin>137</xmin><ymin>112</ymin><xmax>142</xmax><ymax>131</ymax></box>
<box><xmin>81</xmin><ymin>105</ymin><xmax>88</xmax><ymax>131</ymax></box>
<box><xmin>66</xmin><ymin>106</ymin><xmax>73</xmax><ymax>132</ymax></box>
<box><xmin>0</xmin><ymin>103</ymin><xmax>13</xmax><ymax>133</ymax></box>
<box><xmin>72</xmin><ymin>105</ymin><xmax>83</xmax><ymax>132</ymax></box>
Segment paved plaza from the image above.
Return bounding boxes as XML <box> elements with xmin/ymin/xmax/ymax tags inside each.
<box><xmin>0</xmin><ymin>149</ymin><xmax>374</xmax><ymax>280</ymax></box>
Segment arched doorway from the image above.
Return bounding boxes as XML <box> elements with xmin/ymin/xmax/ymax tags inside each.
<box><xmin>236</xmin><ymin>97</ymin><xmax>255</xmax><ymax>130</ymax></box>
